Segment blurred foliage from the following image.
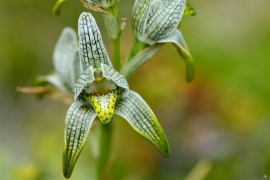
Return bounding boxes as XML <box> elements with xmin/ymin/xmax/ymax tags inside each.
<box><xmin>1</xmin><ymin>0</ymin><xmax>270</xmax><ymax>179</ymax></box>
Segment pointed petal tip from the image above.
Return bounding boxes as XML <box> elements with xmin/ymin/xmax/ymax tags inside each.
<box><xmin>161</xmin><ymin>147</ymin><xmax>170</xmax><ymax>158</ymax></box>
<box><xmin>63</xmin><ymin>103</ymin><xmax>96</xmax><ymax>179</ymax></box>
<box><xmin>115</xmin><ymin>91</ymin><xmax>171</xmax><ymax>158</ymax></box>
<box><xmin>186</xmin><ymin>73</ymin><xmax>195</xmax><ymax>83</ymax></box>
<box><xmin>62</xmin><ymin>152</ymin><xmax>73</xmax><ymax>179</ymax></box>
<box><xmin>63</xmin><ymin>170</ymin><xmax>71</xmax><ymax>179</ymax></box>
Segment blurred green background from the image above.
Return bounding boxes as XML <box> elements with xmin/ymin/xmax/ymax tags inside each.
<box><xmin>1</xmin><ymin>0</ymin><xmax>270</xmax><ymax>179</ymax></box>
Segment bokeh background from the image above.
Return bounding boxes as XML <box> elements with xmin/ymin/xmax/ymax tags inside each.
<box><xmin>1</xmin><ymin>0</ymin><xmax>270</xmax><ymax>179</ymax></box>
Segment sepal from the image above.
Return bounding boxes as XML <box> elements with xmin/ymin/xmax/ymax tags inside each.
<box><xmin>63</xmin><ymin>103</ymin><xmax>97</xmax><ymax>178</ymax></box>
<box><xmin>115</xmin><ymin>91</ymin><xmax>170</xmax><ymax>157</ymax></box>
<box><xmin>158</xmin><ymin>29</ymin><xmax>195</xmax><ymax>82</ymax></box>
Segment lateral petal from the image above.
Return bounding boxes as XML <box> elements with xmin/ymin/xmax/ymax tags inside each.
<box><xmin>101</xmin><ymin>63</ymin><xmax>129</xmax><ymax>97</ymax></box>
<box><xmin>158</xmin><ymin>29</ymin><xmax>195</xmax><ymax>82</ymax></box>
<box><xmin>115</xmin><ymin>90</ymin><xmax>170</xmax><ymax>157</ymax></box>
<box><xmin>73</xmin><ymin>66</ymin><xmax>95</xmax><ymax>102</ymax></box>
<box><xmin>145</xmin><ymin>0</ymin><xmax>185</xmax><ymax>43</ymax></box>
<box><xmin>132</xmin><ymin>0</ymin><xmax>151</xmax><ymax>42</ymax></box>
<box><xmin>63</xmin><ymin>103</ymin><xmax>97</xmax><ymax>178</ymax></box>
<box><xmin>53</xmin><ymin>27</ymin><xmax>80</xmax><ymax>91</ymax></box>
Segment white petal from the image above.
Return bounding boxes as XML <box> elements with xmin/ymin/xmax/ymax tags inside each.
<box><xmin>41</xmin><ymin>73</ymin><xmax>68</xmax><ymax>92</ymax></box>
<box><xmin>158</xmin><ymin>29</ymin><xmax>194</xmax><ymax>82</ymax></box>
<box><xmin>53</xmin><ymin>27</ymin><xmax>80</xmax><ymax>91</ymax></box>
<box><xmin>73</xmin><ymin>66</ymin><xmax>95</xmax><ymax>102</ymax></box>
<box><xmin>115</xmin><ymin>90</ymin><xmax>170</xmax><ymax>157</ymax></box>
<box><xmin>63</xmin><ymin>103</ymin><xmax>97</xmax><ymax>178</ymax></box>
<box><xmin>101</xmin><ymin>63</ymin><xmax>129</xmax><ymax>97</ymax></box>
<box><xmin>132</xmin><ymin>0</ymin><xmax>151</xmax><ymax>41</ymax></box>
<box><xmin>78</xmin><ymin>12</ymin><xmax>112</xmax><ymax>70</ymax></box>
<box><xmin>145</xmin><ymin>0</ymin><xmax>185</xmax><ymax>43</ymax></box>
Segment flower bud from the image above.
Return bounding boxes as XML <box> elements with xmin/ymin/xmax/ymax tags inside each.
<box><xmin>132</xmin><ymin>0</ymin><xmax>186</xmax><ymax>45</ymax></box>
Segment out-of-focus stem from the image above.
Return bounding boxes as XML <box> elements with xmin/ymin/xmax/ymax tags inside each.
<box><xmin>95</xmin><ymin>119</ymin><xmax>114</xmax><ymax>179</ymax></box>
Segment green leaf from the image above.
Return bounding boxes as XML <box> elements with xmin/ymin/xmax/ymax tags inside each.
<box><xmin>115</xmin><ymin>91</ymin><xmax>170</xmax><ymax>157</ymax></box>
<box><xmin>52</xmin><ymin>0</ymin><xmax>67</xmax><ymax>15</ymax></box>
<box><xmin>53</xmin><ymin>28</ymin><xmax>80</xmax><ymax>91</ymax></box>
<box><xmin>78</xmin><ymin>12</ymin><xmax>112</xmax><ymax>70</ymax></box>
<box><xmin>120</xmin><ymin>43</ymin><xmax>163</xmax><ymax>79</ymax></box>
<box><xmin>63</xmin><ymin>103</ymin><xmax>97</xmax><ymax>178</ymax></box>
<box><xmin>158</xmin><ymin>29</ymin><xmax>195</xmax><ymax>82</ymax></box>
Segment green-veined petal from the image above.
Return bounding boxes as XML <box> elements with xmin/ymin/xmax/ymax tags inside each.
<box><xmin>145</xmin><ymin>0</ymin><xmax>185</xmax><ymax>43</ymax></box>
<box><xmin>115</xmin><ymin>90</ymin><xmax>170</xmax><ymax>157</ymax></box>
<box><xmin>63</xmin><ymin>103</ymin><xmax>97</xmax><ymax>178</ymax></box>
<box><xmin>101</xmin><ymin>63</ymin><xmax>129</xmax><ymax>96</ymax></box>
<box><xmin>158</xmin><ymin>29</ymin><xmax>195</xmax><ymax>82</ymax></box>
<box><xmin>132</xmin><ymin>0</ymin><xmax>151</xmax><ymax>41</ymax></box>
<box><xmin>78</xmin><ymin>12</ymin><xmax>112</xmax><ymax>70</ymax></box>
<box><xmin>73</xmin><ymin>66</ymin><xmax>95</xmax><ymax>102</ymax></box>
<box><xmin>53</xmin><ymin>27</ymin><xmax>80</xmax><ymax>91</ymax></box>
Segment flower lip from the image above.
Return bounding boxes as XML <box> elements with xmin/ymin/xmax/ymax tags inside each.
<box><xmin>84</xmin><ymin>86</ymin><xmax>120</xmax><ymax>124</ymax></box>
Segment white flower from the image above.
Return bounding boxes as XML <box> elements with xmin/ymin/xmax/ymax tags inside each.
<box><xmin>131</xmin><ymin>0</ymin><xmax>195</xmax><ymax>82</ymax></box>
<box><xmin>62</xmin><ymin>12</ymin><xmax>170</xmax><ymax>178</ymax></box>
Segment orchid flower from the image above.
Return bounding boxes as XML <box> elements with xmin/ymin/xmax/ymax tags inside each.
<box><xmin>62</xmin><ymin>12</ymin><xmax>170</xmax><ymax>178</ymax></box>
<box><xmin>17</xmin><ymin>28</ymin><xmax>81</xmax><ymax>104</ymax></box>
<box><xmin>39</xmin><ymin>28</ymin><xmax>80</xmax><ymax>93</ymax></box>
<box><xmin>128</xmin><ymin>0</ymin><xmax>195</xmax><ymax>82</ymax></box>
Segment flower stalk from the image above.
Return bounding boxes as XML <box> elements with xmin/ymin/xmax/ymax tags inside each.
<box><xmin>95</xmin><ymin>120</ymin><xmax>114</xmax><ymax>179</ymax></box>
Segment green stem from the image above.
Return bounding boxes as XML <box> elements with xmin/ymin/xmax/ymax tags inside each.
<box><xmin>123</xmin><ymin>38</ymin><xmax>149</xmax><ymax>67</ymax></box>
<box><xmin>52</xmin><ymin>0</ymin><xmax>67</xmax><ymax>15</ymax></box>
<box><xmin>95</xmin><ymin>120</ymin><xmax>114</xmax><ymax>179</ymax></box>
<box><xmin>105</xmin><ymin>4</ymin><xmax>119</xmax><ymax>21</ymax></box>
<box><xmin>111</xmin><ymin>36</ymin><xmax>121</xmax><ymax>71</ymax></box>
<box><xmin>103</xmin><ymin>4</ymin><xmax>121</xmax><ymax>71</ymax></box>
